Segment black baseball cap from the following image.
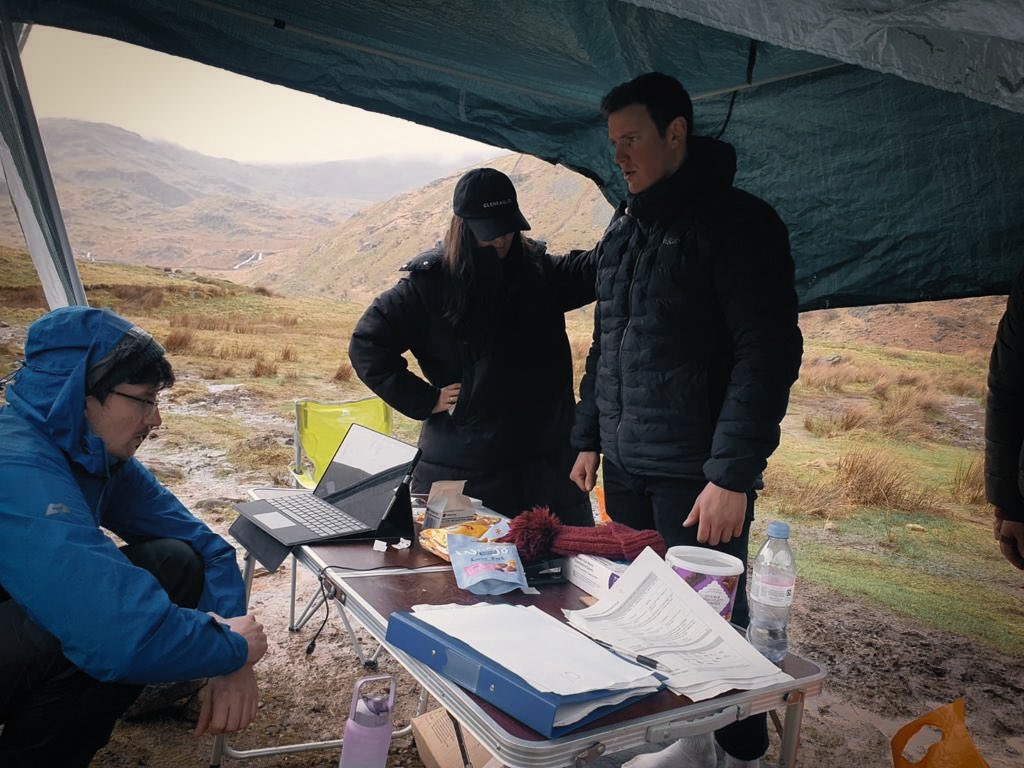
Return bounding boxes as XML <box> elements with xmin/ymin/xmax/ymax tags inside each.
<box><xmin>452</xmin><ymin>168</ymin><xmax>531</xmax><ymax>242</ymax></box>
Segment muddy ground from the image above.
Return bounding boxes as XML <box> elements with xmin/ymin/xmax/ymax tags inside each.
<box><xmin>83</xmin><ymin>380</ymin><xmax>1022</xmax><ymax>768</ymax></box>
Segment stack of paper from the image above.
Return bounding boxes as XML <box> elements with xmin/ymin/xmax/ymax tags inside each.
<box><xmin>563</xmin><ymin>548</ymin><xmax>793</xmax><ymax>701</ymax></box>
<box><xmin>391</xmin><ymin>602</ymin><xmax>661</xmax><ymax>734</ymax></box>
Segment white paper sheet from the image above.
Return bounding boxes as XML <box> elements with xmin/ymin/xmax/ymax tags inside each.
<box><xmin>562</xmin><ymin>548</ymin><xmax>793</xmax><ymax>701</ymax></box>
<box><xmin>410</xmin><ymin>602</ymin><xmax>659</xmax><ymax>696</ymax></box>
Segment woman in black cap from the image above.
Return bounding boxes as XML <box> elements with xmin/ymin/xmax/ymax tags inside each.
<box><xmin>349</xmin><ymin>168</ymin><xmax>595</xmax><ymax>525</ymax></box>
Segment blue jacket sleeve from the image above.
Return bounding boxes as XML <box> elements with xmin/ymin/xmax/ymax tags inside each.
<box><xmin>103</xmin><ymin>458</ymin><xmax>247</xmax><ymax>618</ymax></box>
<box><xmin>0</xmin><ymin>445</ymin><xmax>248</xmax><ymax>684</ymax></box>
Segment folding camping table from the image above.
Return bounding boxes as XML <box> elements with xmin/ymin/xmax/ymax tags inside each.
<box><xmin>212</xmin><ymin>518</ymin><xmax>826</xmax><ymax>767</ymax></box>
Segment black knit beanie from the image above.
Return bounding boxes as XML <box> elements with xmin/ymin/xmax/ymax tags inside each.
<box><xmin>86</xmin><ymin>325</ymin><xmax>169</xmax><ymax>399</ymax></box>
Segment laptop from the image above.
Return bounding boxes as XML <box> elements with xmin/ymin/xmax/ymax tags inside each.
<box><xmin>234</xmin><ymin>423</ymin><xmax>421</xmax><ymax>546</ymax></box>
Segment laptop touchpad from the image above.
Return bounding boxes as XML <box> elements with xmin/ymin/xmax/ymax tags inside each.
<box><xmin>254</xmin><ymin>511</ymin><xmax>296</xmax><ymax>529</ymax></box>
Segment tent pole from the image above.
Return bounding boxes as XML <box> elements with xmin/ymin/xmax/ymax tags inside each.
<box><xmin>0</xmin><ymin>13</ymin><xmax>87</xmax><ymax>308</ymax></box>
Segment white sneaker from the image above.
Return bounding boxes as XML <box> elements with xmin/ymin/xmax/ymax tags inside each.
<box><xmin>622</xmin><ymin>734</ymin><xmax>717</xmax><ymax>768</ymax></box>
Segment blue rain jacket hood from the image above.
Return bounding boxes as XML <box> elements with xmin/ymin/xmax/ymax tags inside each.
<box><xmin>7</xmin><ymin>306</ymin><xmax>139</xmax><ymax>474</ymax></box>
<box><xmin>0</xmin><ymin>307</ymin><xmax>248</xmax><ymax>683</ymax></box>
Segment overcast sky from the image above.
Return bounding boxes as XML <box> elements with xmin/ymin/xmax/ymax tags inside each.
<box><xmin>21</xmin><ymin>26</ymin><xmax>504</xmax><ymax>166</ymax></box>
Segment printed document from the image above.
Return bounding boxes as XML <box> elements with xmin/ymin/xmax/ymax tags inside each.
<box><xmin>411</xmin><ymin>602</ymin><xmax>660</xmax><ymax>696</ymax></box>
<box><xmin>563</xmin><ymin>547</ymin><xmax>793</xmax><ymax>701</ymax></box>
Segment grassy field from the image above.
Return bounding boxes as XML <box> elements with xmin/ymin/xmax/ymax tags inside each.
<box><xmin>3</xmin><ymin>247</ymin><xmax>1019</xmax><ymax>657</ymax></box>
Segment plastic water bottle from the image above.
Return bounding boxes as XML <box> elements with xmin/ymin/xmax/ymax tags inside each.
<box><xmin>746</xmin><ymin>521</ymin><xmax>796</xmax><ymax>663</ymax></box>
<box><xmin>338</xmin><ymin>675</ymin><xmax>395</xmax><ymax>768</ymax></box>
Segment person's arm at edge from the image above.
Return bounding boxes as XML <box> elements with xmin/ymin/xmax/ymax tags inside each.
<box><xmin>544</xmin><ymin>245</ymin><xmax>598</xmax><ymax>312</ymax></box>
<box><xmin>985</xmin><ymin>266</ymin><xmax>1024</xmax><ymax>568</ymax></box>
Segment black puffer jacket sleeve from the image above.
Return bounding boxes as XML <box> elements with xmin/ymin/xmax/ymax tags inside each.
<box><xmin>704</xmin><ymin>192</ymin><xmax>803</xmax><ymax>491</ymax></box>
<box><xmin>348</xmin><ymin>277</ymin><xmax>440</xmax><ymax>420</ymax></box>
<box><xmin>985</xmin><ymin>266</ymin><xmax>1024</xmax><ymax>522</ymax></box>
<box><xmin>545</xmin><ymin>247</ymin><xmax>597</xmax><ymax>312</ymax></box>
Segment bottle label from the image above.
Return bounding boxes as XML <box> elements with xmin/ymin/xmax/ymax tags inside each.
<box><xmin>750</xmin><ymin>576</ymin><xmax>795</xmax><ymax>607</ymax></box>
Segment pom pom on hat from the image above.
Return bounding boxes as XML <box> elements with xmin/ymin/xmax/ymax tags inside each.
<box><xmin>499</xmin><ymin>506</ymin><xmax>667</xmax><ymax>563</ymax></box>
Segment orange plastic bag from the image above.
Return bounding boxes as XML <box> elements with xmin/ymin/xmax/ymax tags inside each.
<box><xmin>891</xmin><ymin>700</ymin><xmax>989</xmax><ymax>768</ymax></box>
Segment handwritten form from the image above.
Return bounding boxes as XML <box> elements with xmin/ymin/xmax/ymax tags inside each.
<box><xmin>563</xmin><ymin>547</ymin><xmax>793</xmax><ymax>701</ymax></box>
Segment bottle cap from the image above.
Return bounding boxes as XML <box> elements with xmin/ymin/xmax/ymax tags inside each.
<box><xmin>767</xmin><ymin>521</ymin><xmax>790</xmax><ymax>539</ymax></box>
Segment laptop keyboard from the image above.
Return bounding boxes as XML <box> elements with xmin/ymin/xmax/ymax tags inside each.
<box><xmin>272</xmin><ymin>494</ymin><xmax>366</xmax><ymax>537</ymax></box>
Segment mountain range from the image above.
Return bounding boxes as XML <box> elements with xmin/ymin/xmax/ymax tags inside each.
<box><xmin>0</xmin><ymin>118</ymin><xmax>505</xmax><ymax>271</ymax></box>
<box><xmin>226</xmin><ymin>152</ymin><xmax>614</xmax><ymax>302</ymax></box>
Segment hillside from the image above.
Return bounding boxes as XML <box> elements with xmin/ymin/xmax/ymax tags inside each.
<box><xmin>0</xmin><ymin>118</ymin><xmax>492</xmax><ymax>270</ymax></box>
<box><xmin>222</xmin><ymin>153</ymin><xmax>615</xmax><ymax>303</ymax></box>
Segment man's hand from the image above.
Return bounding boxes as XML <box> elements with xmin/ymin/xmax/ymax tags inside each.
<box><xmin>994</xmin><ymin>516</ymin><xmax>1024</xmax><ymax>570</ymax></box>
<box><xmin>570</xmin><ymin>451</ymin><xmax>600</xmax><ymax>492</ymax></box>
<box><xmin>682</xmin><ymin>482</ymin><xmax>746</xmax><ymax>546</ymax></box>
<box><xmin>212</xmin><ymin>613</ymin><xmax>267</xmax><ymax>667</ymax></box>
<box><xmin>192</xmin><ymin>665</ymin><xmax>259</xmax><ymax>737</ymax></box>
<box><xmin>432</xmin><ymin>383</ymin><xmax>461</xmax><ymax>414</ymax></box>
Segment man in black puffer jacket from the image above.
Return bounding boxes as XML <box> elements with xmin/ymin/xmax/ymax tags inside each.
<box><xmin>569</xmin><ymin>73</ymin><xmax>802</xmax><ymax>768</ymax></box>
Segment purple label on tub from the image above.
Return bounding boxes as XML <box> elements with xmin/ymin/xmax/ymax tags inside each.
<box><xmin>671</xmin><ymin>566</ymin><xmax>739</xmax><ymax>621</ymax></box>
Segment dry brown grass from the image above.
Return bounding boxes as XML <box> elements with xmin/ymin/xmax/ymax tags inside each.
<box><xmin>799</xmin><ymin>360</ymin><xmax>886</xmax><ymax>392</ymax></box>
<box><xmin>836</xmin><ymin>450</ymin><xmax>937</xmax><ymax>512</ymax></box>
<box><xmin>803</xmin><ymin>405</ymin><xmax>870</xmax><ymax>437</ymax></box>
<box><xmin>876</xmin><ymin>385</ymin><xmax>945</xmax><ymax>436</ymax></box>
<box><xmin>0</xmin><ymin>286</ymin><xmax>44</xmax><ymax>308</ymax></box>
<box><xmin>278</xmin><ymin>345</ymin><xmax>299</xmax><ymax>362</ymax></box>
<box><xmin>251</xmin><ymin>358</ymin><xmax>278</xmax><ymax>377</ymax></box>
<box><xmin>162</xmin><ymin>329</ymin><xmax>195</xmax><ymax>354</ymax></box>
<box><xmin>942</xmin><ymin>372</ymin><xmax>986</xmax><ymax>399</ymax></box>
<box><xmin>226</xmin><ymin>434</ymin><xmax>290</xmax><ymax>471</ymax></box>
<box><xmin>333</xmin><ymin>361</ymin><xmax>353</xmax><ymax>382</ymax></box>
<box><xmin>950</xmin><ymin>457</ymin><xmax>987</xmax><ymax>505</ymax></box>
<box><xmin>0</xmin><ymin>341</ymin><xmax>22</xmax><ymax>357</ymax></box>
<box><xmin>274</xmin><ymin>314</ymin><xmax>299</xmax><ymax>327</ymax></box>
<box><xmin>761</xmin><ymin>464</ymin><xmax>846</xmax><ymax>518</ymax></box>
<box><xmin>111</xmin><ymin>285</ymin><xmax>164</xmax><ymax>310</ymax></box>
<box><xmin>219</xmin><ymin>342</ymin><xmax>259</xmax><ymax>360</ymax></box>
<box><xmin>170</xmin><ymin>312</ymin><xmax>257</xmax><ymax>335</ymax></box>
<box><xmin>254</xmin><ymin>286</ymin><xmax>275</xmax><ymax>297</ymax></box>
<box><xmin>204</xmin><ymin>364</ymin><xmax>236</xmax><ymax>379</ymax></box>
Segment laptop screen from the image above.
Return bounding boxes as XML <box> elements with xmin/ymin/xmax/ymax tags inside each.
<box><xmin>314</xmin><ymin>423</ymin><xmax>419</xmax><ymax>499</ymax></box>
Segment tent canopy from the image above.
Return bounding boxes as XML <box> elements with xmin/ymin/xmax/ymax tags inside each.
<box><xmin>2</xmin><ymin>0</ymin><xmax>1024</xmax><ymax>310</ymax></box>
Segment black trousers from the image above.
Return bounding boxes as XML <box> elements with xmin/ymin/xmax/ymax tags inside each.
<box><xmin>0</xmin><ymin>538</ymin><xmax>205</xmax><ymax>768</ymax></box>
<box><xmin>602</xmin><ymin>461</ymin><xmax>768</xmax><ymax>761</ymax></box>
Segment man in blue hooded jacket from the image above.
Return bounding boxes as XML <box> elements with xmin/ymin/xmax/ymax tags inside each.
<box><xmin>0</xmin><ymin>306</ymin><xmax>267</xmax><ymax>767</ymax></box>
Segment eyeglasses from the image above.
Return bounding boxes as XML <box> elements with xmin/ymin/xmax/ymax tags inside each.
<box><xmin>111</xmin><ymin>390</ymin><xmax>160</xmax><ymax>415</ymax></box>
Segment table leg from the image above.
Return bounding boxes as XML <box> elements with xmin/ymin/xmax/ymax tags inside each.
<box><xmin>777</xmin><ymin>690</ymin><xmax>806</xmax><ymax>768</ymax></box>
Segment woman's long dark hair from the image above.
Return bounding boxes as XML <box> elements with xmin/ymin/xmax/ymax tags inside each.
<box><xmin>442</xmin><ymin>216</ymin><xmax>521</xmax><ymax>340</ymax></box>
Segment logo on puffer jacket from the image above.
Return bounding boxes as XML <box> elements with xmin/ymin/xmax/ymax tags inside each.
<box><xmin>45</xmin><ymin>503</ymin><xmax>70</xmax><ymax>516</ymax></box>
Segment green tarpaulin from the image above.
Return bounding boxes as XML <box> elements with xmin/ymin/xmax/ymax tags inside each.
<box><xmin>2</xmin><ymin>1</ymin><xmax>1023</xmax><ymax>309</ymax></box>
